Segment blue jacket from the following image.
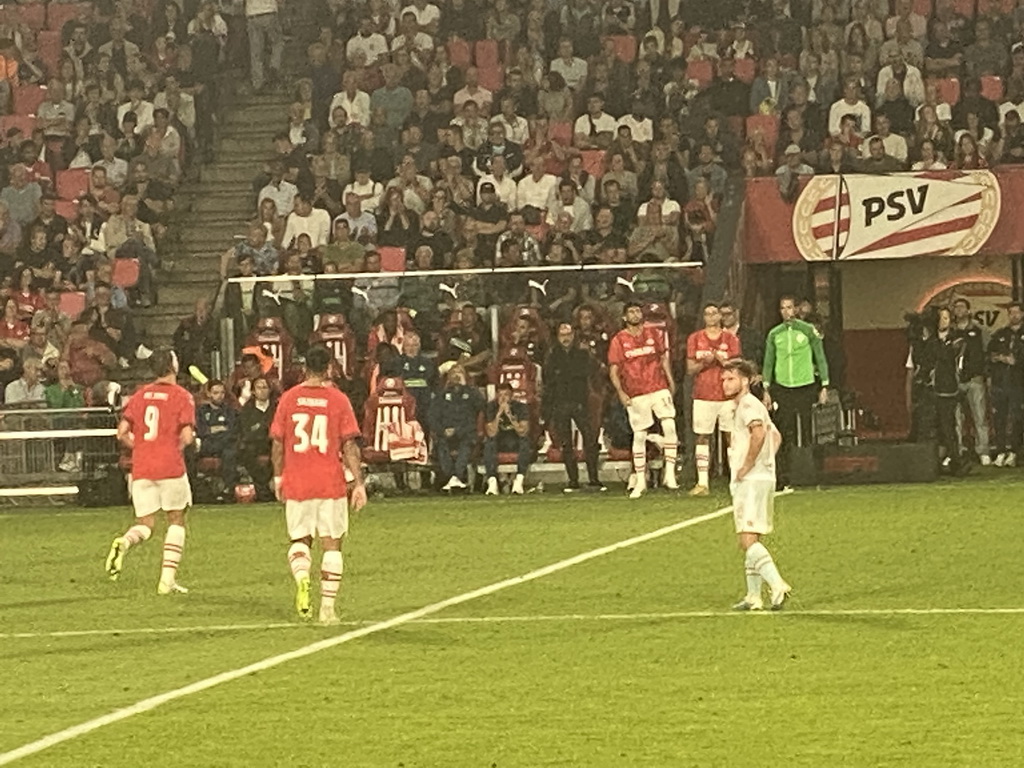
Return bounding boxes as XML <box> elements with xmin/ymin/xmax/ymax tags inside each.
<box><xmin>429</xmin><ymin>385</ymin><xmax>483</xmax><ymax>438</ymax></box>
<box><xmin>196</xmin><ymin>402</ymin><xmax>237</xmax><ymax>447</ymax></box>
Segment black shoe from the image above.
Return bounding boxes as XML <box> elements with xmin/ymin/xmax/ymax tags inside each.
<box><xmin>587</xmin><ymin>481</ymin><xmax>608</xmax><ymax>492</ymax></box>
<box><xmin>563</xmin><ymin>483</ymin><xmax>581</xmax><ymax>494</ymax></box>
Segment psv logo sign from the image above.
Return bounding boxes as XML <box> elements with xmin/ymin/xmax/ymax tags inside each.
<box><xmin>792</xmin><ymin>171</ymin><xmax>1001</xmax><ymax>261</ymax></box>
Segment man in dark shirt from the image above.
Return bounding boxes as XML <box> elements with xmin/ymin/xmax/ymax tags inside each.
<box><xmin>482</xmin><ymin>382</ymin><xmax>532</xmax><ymax>495</ymax></box>
<box><xmin>383</xmin><ymin>330</ymin><xmax>437</xmax><ymax>431</ymax></box>
<box><xmin>987</xmin><ymin>301</ymin><xmax>1024</xmax><ymax>467</ymax></box>
<box><xmin>195</xmin><ymin>379</ymin><xmax>239</xmax><ymax>495</ymax></box>
<box><xmin>430</xmin><ymin>365</ymin><xmax>484</xmax><ymax>491</ymax></box>
<box><xmin>1001</xmin><ymin>110</ymin><xmax>1024</xmax><ymax>163</ymax></box>
<box><xmin>952</xmin><ymin>297</ymin><xmax>989</xmax><ymax>462</ymax></box>
<box><xmin>925</xmin><ymin>21</ymin><xmax>964</xmax><ymax>78</ymax></box>
<box><xmin>704</xmin><ymin>56</ymin><xmax>751</xmax><ymax>119</ymax></box>
<box><xmin>544</xmin><ymin>322</ymin><xmax>605</xmax><ymax>492</ymax></box>
<box><xmin>237</xmin><ymin>376</ymin><xmax>276</xmax><ymax>501</ymax></box>
<box><xmin>464</xmin><ymin>182</ymin><xmax>508</xmax><ymax>265</ymax></box>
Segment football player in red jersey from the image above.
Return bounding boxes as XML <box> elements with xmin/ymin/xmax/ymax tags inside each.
<box><xmin>106</xmin><ymin>347</ymin><xmax>196</xmax><ymax>594</ymax></box>
<box><xmin>686</xmin><ymin>303</ymin><xmax>741</xmax><ymax>495</ymax></box>
<box><xmin>271</xmin><ymin>345</ymin><xmax>367</xmax><ymax>625</ymax></box>
<box><xmin>608</xmin><ymin>300</ymin><xmax>678</xmax><ymax>498</ymax></box>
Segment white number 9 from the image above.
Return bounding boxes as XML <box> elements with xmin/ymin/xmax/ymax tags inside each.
<box><xmin>143</xmin><ymin>405</ymin><xmax>160</xmax><ymax>442</ymax></box>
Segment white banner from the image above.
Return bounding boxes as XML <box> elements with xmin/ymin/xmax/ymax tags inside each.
<box><xmin>792</xmin><ymin>171</ymin><xmax>1001</xmax><ymax>262</ymax></box>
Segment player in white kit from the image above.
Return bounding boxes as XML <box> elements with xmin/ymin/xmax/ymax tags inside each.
<box><xmin>721</xmin><ymin>359</ymin><xmax>792</xmax><ymax>611</ymax></box>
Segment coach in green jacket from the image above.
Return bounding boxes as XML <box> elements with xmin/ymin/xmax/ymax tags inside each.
<box><xmin>762</xmin><ymin>295</ymin><xmax>830</xmax><ymax>488</ymax></box>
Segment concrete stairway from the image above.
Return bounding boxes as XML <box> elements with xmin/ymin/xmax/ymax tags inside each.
<box><xmin>132</xmin><ymin>91</ymin><xmax>293</xmax><ymax>355</ymax></box>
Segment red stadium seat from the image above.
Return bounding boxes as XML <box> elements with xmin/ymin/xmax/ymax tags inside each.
<box><xmin>477</xmin><ymin>66</ymin><xmax>504</xmax><ymax>92</ymax></box>
<box><xmin>734</xmin><ymin>58</ymin><xmax>756</xmax><ymax>84</ymax></box>
<box><xmin>361</xmin><ymin>376</ymin><xmax>420</xmax><ymax>464</ymax></box>
<box><xmin>36</xmin><ymin>30</ymin><xmax>61</xmax><ymax>78</ymax></box>
<box><xmin>686</xmin><ymin>59</ymin><xmax>715</xmax><ymax>89</ymax></box>
<box><xmin>56</xmin><ymin>168</ymin><xmax>90</xmax><ymax>201</ymax></box>
<box><xmin>548</xmin><ymin>121</ymin><xmax>573</xmax><ymax>146</ymax></box>
<box><xmin>245</xmin><ymin>316</ymin><xmax>294</xmax><ymax>379</ymax></box>
<box><xmin>197</xmin><ymin>456</ymin><xmax>222</xmax><ymax>474</ymax></box>
<box><xmin>58</xmin><ymin>291</ymin><xmax>86</xmax><ymax>319</ymax></box>
<box><xmin>54</xmin><ymin>199</ymin><xmax>77</xmax><ymax>218</ymax></box>
<box><xmin>47</xmin><ymin>1</ymin><xmax>91</xmax><ymax>31</ymax></box>
<box><xmin>490</xmin><ymin>345</ymin><xmax>542</xmax><ymax>442</ymax></box>
<box><xmin>978</xmin><ymin>0</ymin><xmax>1014</xmax><ymax>12</ymax></box>
<box><xmin>111</xmin><ymin>258</ymin><xmax>139</xmax><ymax>288</ymax></box>
<box><xmin>745</xmin><ymin>114</ymin><xmax>780</xmax><ymax>157</ymax></box>
<box><xmin>0</xmin><ymin>115</ymin><xmax>39</xmax><ymax>138</ymax></box>
<box><xmin>311</xmin><ymin>313</ymin><xmax>356</xmax><ymax>381</ymax></box>
<box><xmin>953</xmin><ymin>0</ymin><xmax>975</xmax><ymax>15</ymax></box>
<box><xmin>0</xmin><ymin>3</ymin><xmax>46</xmax><ymax>30</ymax></box>
<box><xmin>606</xmin><ymin>35</ymin><xmax>637</xmax><ymax>63</ymax></box>
<box><xmin>377</xmin><ymin>246</ymin><xmax>406</xmax><ymax>272</ymax></box>
<box><xmin>474</xmin><ymin>39</ymin><xmax>500</xmax><ymax>68</ymax></box>
<box><xmin>929</xmin><ymin>77</ymin><xmax>961</xmax><ymax>106</ymax></box>
<box><xmin>14</xmin><ymin>84</ymin><xmax>47</xmax><ymax>116</ymax></box>
<box><xmin>913</xmin><ymin>0</ymin><xmax>933</xmax><ymax>15</ymax></box>
<box><xmin>981</xmin><ymin>75</ymin><xmax>1004</xmax><ymax>102</ymax></box>
<box><xmin>447</xmin><ymin>37</ymin><xmax>472</xmax><ymax>69</ymax></box>
<box><xmin>580</xmin><ymin>149</ymin><xmax>606</xmax><ymax>179</ymax></box>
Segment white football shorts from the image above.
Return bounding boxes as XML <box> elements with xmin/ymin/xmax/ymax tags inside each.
<box><xmin>131</xmin><ymin>474</ymin><xmax>193</xmax><ymax>517</ymax></box>
<box><xmin>285</xmin><ymin>498</ymin><xmax>350</xmax><ymax>540</ymax></box>
<box><xmin>627</xmin><ymin>388</ymin><xmax>676</xmax><ymax>432</ymax></box>
<box><xmin>692</xmin><ymin>399</ymin><xmax>734</xmax><ymax>435</ymax></box>
<box><xmin>730</xmin><ymin>478</ymin><xmax>775</xmax><ymax>535</ymax></box>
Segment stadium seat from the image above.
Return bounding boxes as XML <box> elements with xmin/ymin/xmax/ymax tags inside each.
<box><xmin>929</xmin><ymin>77</ymin><xmax>960</xmax><ymax>106</ymax></box>
<box><xmin>58</xmin><ymin>291</ymin><xmax>86</xmax><ymax>319</ymax></box>
<box><xmin>642</xmin><ymin>301</ymin><xmax>678</xmax><ymax>353</ymax></box>
<box><xmin>474</xmin><ymin>39</ymin><xmax>500</xmax><ymax>68</ymax></box>
<box><xmin>548</xmin><ymin>121</ymin><xmax>573</xmax><ymax>146</ymax></box>
<box><xmin>978</xmin><ymin>0</ymin><xmax>1014</xmax><ymax>12</ymax></box>
<box><xmin>0</xmin><ymin>115</ymin><xmax>39</xmax><ymax>138</ymax></box>
<box><xmin>377</xmin><ymin>246</ymin><xmax>406</xmax><ymax>272</ymax></box>
<box><xmin>0</xmin><ymin>3</ymin><xmax>46</xmax><ymax>30</ymax></box>
<box><xmin>36</xmin><ymin>30</ymin><xmax>61</xmax><ymax>78</ymax></box>
<box><xmin>952</xmin><ymin>0</ymin><xmax>975</xmax><ymax>15</ymax></box>
<box><xmin>686</xmin><ymin>59</ymin><xmax>715</xmax><ymax>89</ymax></box>
<box><xmin>46</xmin><ymin>1</ymin><xmax>91</xmax><ymax>31</ymax></box>
<box><xmin>606</xmin><ymin>35</ymin><xmax>637</xmax><ymax>63</ymax></box>
<box><xmin>14</xmin><ymin>84</ymin><xmax>47</xmax><ymax>116</ymax></box>
<box><xmin>311</xmin><ymin>313</ymin><xmax>356</xmax><ymax>381</ymax></box>
<box><xmin>54</xmin><ymin>199</ymin><xmax>77</xmax><ymax>218</ymax></box>
<box><xmin>246</xmin><ymin>317</ymin><xmax>294</xmax><ymax>379</ymax></box>
<box><xmin>447</xmin><ymin>37</ymin><xmax>472</xmax><ymax>69</ymax></box>
<box><xmin>56</xmin><ymin>168</ymin><xmax>90</xmax><ymax>201</ymax></box>
<box><xmin>197</xmin><ymin>456</ymin><xmax>222</xmax><ymax>474</ymax></box>
<box><xmin>913</xmin><ymin>0</ymin><xmax>933</xmax><ymax>15</ymax></box>
<box><xmin>580</xmin><ymin>149</ymin><xmax>606</xmax><ymax>179</ymax></box>
<box><xmin>981</xmin><ymin>75</ymin><xmax>1004</xmax><ymax>102</ymax></box>
<box><xmin>490</xmin><ymin>344</ymin><xmax>542</xmax><ymax>442</ymax></box>
<box><xmin>111</xmin><ymin>258</ymin><xmax>140</xmax><ymax>288</ymax></box>
<box><xmin>745</xmin><ymin>114</ymin><xmax>780</xmax><ymax>158</ymax></box>
<box><xmin>477</xmin><ymin>66</ymin><xmax>504</xmax><ymax>92</ymax></box>
<box><xmin>361</xmin><ymin>376</ymin><xmax>420</xmax><ymax>464</ymax></box>
<box><xmin>734</xmin><ymin>58</ymin><xmax>756</xmax><ymax>84</ymax></box>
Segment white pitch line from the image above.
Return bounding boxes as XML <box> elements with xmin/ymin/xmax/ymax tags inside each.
<box><xmin>0</xmin><ymin>504</ymin><xmax>735</xmax><ymax>765</ymax></box>
<box><xmin>5</xmin><ymin>606</ymin><xmax>1024</xmax><ymax>641</ymax></box>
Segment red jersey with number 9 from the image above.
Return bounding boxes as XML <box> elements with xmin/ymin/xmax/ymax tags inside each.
<box><xmin>122</xmin><ymin>382</ymin><xmax>195</xmax><ymax>480</ymax></box>
<box><xmin>270</xmin><ymin>383</ymin><xmax>361</xmax><ymax>501</ymax></box>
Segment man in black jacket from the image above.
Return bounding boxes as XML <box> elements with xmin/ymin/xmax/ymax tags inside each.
<box><xmin>429</xmin><ymin>365</ymin><xmax>483</xmax><ymax>491</ymax></box>
<box><xmin>237</xmin><ymin>377</ymin><xmax>276</xmax><ymax>501</ymax></box>
<box><xmin>543</xmin><ymin>322</ymin><xmax>606</xmax><ymax>492</ymax></box>
<box><xmin>987</xmin><ymin>302</ymin><xmax>1024</xmax><ymax>468</ymax></box>
<box><xmin>952</xmin><ymin>298</ymin><xmax>990</xmax><ymax>463</ymax></box>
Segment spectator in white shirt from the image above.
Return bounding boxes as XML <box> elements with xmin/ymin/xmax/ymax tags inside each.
<box><xmin>546</xmin><ymin>179</ymin><xmax>593</xmax><ymax>232</ymax></box>
<box><xmin>885</xmin><ymin>0</ymin><xmax>927</xmax><ymax>42</ymax></box>
<box><xmin>490</xmin><ymin>98</ymin><xmax>530</xmax><ymax>145</ymax></box>
<box><xmin>861</xmin><ymin>113</ymin><xmax>908</xmax><ymax>161</ymax></box>
<box><xmin>516</xmin><ymin>155</ymin><xmax>557</xmax><ymax>221</ymax></box>
<box><xmin>346</xmin><ymin>17</ymin><xmax>389</xmax><ymax>67</ymax></box>
<box><xmin>829</xmin><ymin>78</ymin><xmax>872</xmax><ymax>136</ymax></box>
<box><xmin>637</xmin><ymin>180</ymin><xmax>681</xmax><ymax>225</ymax></box>
<box><xmin>399</xmin><ymin>0</ymin><xmax>441</xmax><ymax>34</ymax></box>
<box><xmin>454</xmin><ymin>68</ymin><xmax>494</xmax><ymax>116</ymax></box>
<box><xmin>617</xmin><ymin>102</ymin><xmax>654</xmax><ymax>144</ymax></box>
<box><xmin>477</xmin><ymin>154</ymin><xmax>517</xmax><ymax>208</ymax></box>
<box><xmin>282</xmin><ymin>194</ymin><xmax>331</xmax><ymax>249</ymax></box>
<box><xmin>550</xmin><ymin>38</ymin><xmax>588</xmax><ymax>91</ymax></box>
<box><xmin>5</xmin><ymin>357</ymin><xmax>45</xmax><ymax>404</ymax></box>
<box><xmin>257</xmin><ymin>159</ymin><xmax>298</xmax><ymax>217</ymax></box>
<box><xmin>117</xmin><ymin>80</ymin><xmax>155</xmax><ymax>135</ymax></box>
<box><xmin>391</xmin><ymin>12</ymin><xmax>434</xmax><ymax>62</ymax></box>
<box><xmin>330</xmin><ymin>71</ymin><xmax>371</xmax><ymax>128</ymax></box>
<box><xmin>344</xmin><ymin>167</ymin><xmax>384</xmax><ymax>213</ymax></box>
<box><xmin>573</xmin><ymin>95</ymin><xmax>617</xmax><ymax>150</ymax></box>
<box><xmin>876</xmin><ymin>53</ymin><xmax>925</xmax><ymax>107</ymax></box>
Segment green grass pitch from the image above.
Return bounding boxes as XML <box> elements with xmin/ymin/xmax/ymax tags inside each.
<box><xmin>2</xmin><ymin>476</ymin><xmax>1024</xmax><ymax>767</ymax></box>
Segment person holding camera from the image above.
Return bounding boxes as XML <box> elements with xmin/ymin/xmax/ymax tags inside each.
<box><xmin>483</xmin><ymin>382</ymin><xmax>532</xmax><ymax>496</ymax></box>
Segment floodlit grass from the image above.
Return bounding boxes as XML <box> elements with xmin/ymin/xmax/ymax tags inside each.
<box><xmin>2</xmin><ymin>476</ymin><xmax>1024</xmax><ymax>766</ymax></box>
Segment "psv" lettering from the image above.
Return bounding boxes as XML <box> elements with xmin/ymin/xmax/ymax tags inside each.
<box><xmin>862</xmin><ymin>185</ymin><xmax>928</xmax><ymax>226</ymax></box>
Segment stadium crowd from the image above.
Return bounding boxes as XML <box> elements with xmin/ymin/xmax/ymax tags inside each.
<box><xmin>198</xmin><ymin>0</ymin><xmax>1024</xmax><ymax>498</ymax></box>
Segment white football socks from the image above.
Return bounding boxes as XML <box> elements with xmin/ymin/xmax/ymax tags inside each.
<box><xmin>288</xmin><ymin>542</ymin><xmax>311</xmax><ymax>583</ymax></box>
<box><xmin>695</xmin><ymin>444</ymin><xmax>710</xmax><ymax>487</ymax></box>
<box><xmin>745</xmin><ymin>541</ymin><xmax>784</xmax><ymax>592</ymax></box>
<box><xmin>319</xmin><ymin>550</ymin><xmax>343</xmax><ymax>615</ymax></box>
<box><xmin>159</xmin><ymin>524</ymin><xmax>186</xmax><ymax>588</ymax></box>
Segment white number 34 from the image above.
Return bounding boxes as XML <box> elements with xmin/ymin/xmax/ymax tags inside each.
<box><xmin>292</xmin><ymin>413</ymin><xmax>329</xmax><ymax>454</ymax></box>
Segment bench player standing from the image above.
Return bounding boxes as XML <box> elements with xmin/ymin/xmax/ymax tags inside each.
<box><xmin>271</xmin><ymin>345</ymin><xmax>367</xmax><ymax>625</ymax></box>
<box><xmin>721</xmin><ymin>359</ymin><xmax>791</xmax><ymax>611</ymax></box>
<box><xmin>686</xmin><ymin>303</ymin><xmax>741</xmax><ymax>496</ymax></box>
<box><xmin>106</xmin><ymin>347</ymin><xmax>196</xmax><ymax>594</ymax></box>
<box><xmin>608</xmin><ymin>300</ymin><xmax>679</xmax><ymax>499</ymax></box>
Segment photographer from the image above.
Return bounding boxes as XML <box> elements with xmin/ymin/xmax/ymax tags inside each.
<box><xmin>482</xmin><ymin>382</ymin><xmax>532</xmax><ymax>496</ymax></box>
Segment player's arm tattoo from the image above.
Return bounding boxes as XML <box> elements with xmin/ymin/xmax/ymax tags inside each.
<box><xmin>342</xmin><ymin>438</ymin><xmax>365</xmax><ymax>488</ymax></box>
<box><xmin>271</xmin><ymin>438</ymin><xmax>284</xmax><ymax>479</ymax></box>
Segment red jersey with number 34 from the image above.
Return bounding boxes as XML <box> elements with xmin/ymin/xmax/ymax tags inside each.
<box><xmin>608</xmin><ymin>325</ymin><xmax>670</xmax><ymax>398</ymax></box>
<box><xmin>270</xmin><ymin>383</ymin><xmax>361</xmax><ymax>501</ymax></box>
<box><xmin>122</xmin><ymin>382</ymin><xmax>195</xmax><ymax>480</ymax></box>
